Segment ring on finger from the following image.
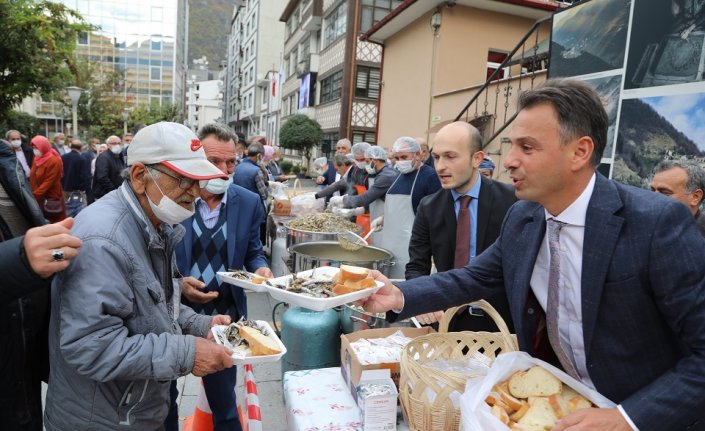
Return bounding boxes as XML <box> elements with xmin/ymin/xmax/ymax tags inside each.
<box><xmin>51</xmin><ymin>248</ymin><xmax>65</xmax><ymax>262</ymax></box>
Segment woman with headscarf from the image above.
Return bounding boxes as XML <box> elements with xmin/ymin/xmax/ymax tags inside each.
<box><xmin>30</xmin><ymin>135</ymin><xmax>66</xmax><ymax>222</ymax></box>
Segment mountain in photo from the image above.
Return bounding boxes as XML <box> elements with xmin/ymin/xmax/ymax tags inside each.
<box><xmin>188</xmin><ymin>0</ymin><xmax>232</xmax><ymax>68</ymax></box>
<box><xmin>550</xmin><ymin>0</ymin><xmax>631</xmax><ymax>77</ymax></box>
<box><xmin>614</xmin><ymin>98</ymin><xmax>704</xmax><ymax>187</ymax></box>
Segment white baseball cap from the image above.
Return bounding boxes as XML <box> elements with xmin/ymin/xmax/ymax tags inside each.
<box><xmin>127</xmin><ymin>122</ymin><xmax>227</xmax><ymax>180</ymax></box>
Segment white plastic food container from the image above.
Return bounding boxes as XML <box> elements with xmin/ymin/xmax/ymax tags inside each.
<box><xmin>264</xmin><ymin>267</ymin><xmax>383</xmax><ymax>311</ymax></box>
<box><xmin>217</xmin><ymin>271</ymin><xmax>268</xmax><ymax>293</ymax></box>
<box><xmin>211</xmin><ymin>321</ymin><xmax>287</xmax><ymax>364</ymax></box>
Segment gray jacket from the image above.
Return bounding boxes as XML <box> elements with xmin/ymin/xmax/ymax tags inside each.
<box><xmin>44</xmin><ymin>183</ymin><xmax>212</xmax><ymax>431</ymax></box>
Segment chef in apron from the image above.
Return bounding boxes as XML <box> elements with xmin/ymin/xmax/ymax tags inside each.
<box><xmin>376</xmin><ymin>137</ymin><xmax>442</xmax><ymax>279</ymax></box>
<box><xmin>330</xmin><ymin>146</ymin><xmax>398</xmax><ymax>243</ymax></box>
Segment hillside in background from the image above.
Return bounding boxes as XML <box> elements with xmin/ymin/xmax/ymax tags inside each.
<box><xmin>188</xmin><ymin>0</ymin><xmax>232</xmax><ymax>68</ymax></box>
<box><xmin>614</xmin><ymin>98</ymin><xmax>704</xmax><ymax>188</ymax></box>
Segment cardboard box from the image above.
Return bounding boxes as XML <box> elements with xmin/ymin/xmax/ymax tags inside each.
<box><xmin>340</xmin><ymin>327</ymin><xmax>435</xmax><ymax>396</ymax></box>
<box><xmin>356</xmin><ymin>369</ymin><xmax>398</xmax><ymax>431</ymax></box>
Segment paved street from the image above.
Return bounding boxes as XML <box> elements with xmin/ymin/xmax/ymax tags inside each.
<box><xmin>174</xmin><ymin>290</ymin><xmax>287</xmax><ymax>430</ymax></box>
<box><xmin>42</xmin><ymin>290</ymin><xmax>288</xmax><ymax>431</ymax></box>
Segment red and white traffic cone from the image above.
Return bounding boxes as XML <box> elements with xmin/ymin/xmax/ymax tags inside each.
<box><xmin>242</xmin><ymin>364</ymin><xmax>262</xmax><ymax>431</ymax></box>
<box><xmin>183</xmin><ymin>380</ymin><xmax>213</xmax><ymax>431</ymax></box>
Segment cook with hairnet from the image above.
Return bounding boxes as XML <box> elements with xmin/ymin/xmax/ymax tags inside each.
<box><xmin>371</xmin><ymin>137</ymin><xmax>441</xmax><ymax>279</ymax></box>
<box><xmin>330</xmin><ymin>145</ymin><xmax>398</xmax><ymax>242</ymax></box>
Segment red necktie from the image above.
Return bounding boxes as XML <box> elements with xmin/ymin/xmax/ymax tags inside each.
<box><xmin>454</xmin><ymin>195</ymin><xmax>472</xmax><ymax>268</ymax></box>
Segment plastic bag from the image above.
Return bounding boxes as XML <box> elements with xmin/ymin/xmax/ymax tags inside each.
<box><xmin>312</xmin><ymin>157</ymin><xmax>328</xmax><ymax>176</ymax></box>
<box><xmin>290</xmin><ymin>192</ymin><xmax>324</xmax><ymax>217</ymax></box>
<box><xmin>459</xmin><ymin>351</ymin><xmax>616</xmax><ymax>431</ymax></box>
<box><xmin>270</xmin><ymin>182</ymin><xmax>292</xmax><ymax>216</ymax></box>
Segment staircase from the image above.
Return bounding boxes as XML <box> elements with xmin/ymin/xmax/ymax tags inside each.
<box><xmin>454</xmin><ymin>15</ymin><xmax>553</xmax><ymax>152</ymax></box>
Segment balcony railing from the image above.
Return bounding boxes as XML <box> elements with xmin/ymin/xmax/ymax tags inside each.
<box><xmin>454</xmin><ymin>16</ymin><xmax>552</xmax><ymax>147</ymax></box>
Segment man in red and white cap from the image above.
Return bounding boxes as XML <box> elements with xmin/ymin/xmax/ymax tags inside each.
<box><xmin>44</xmin><ymin>122</ymin><xmax>238</xmax><ymax>431</ymax></box>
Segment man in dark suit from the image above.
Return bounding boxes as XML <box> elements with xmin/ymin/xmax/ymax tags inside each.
<box><xmin>362</xmin><ymin>79</ymin><xmax>705</xmax><ymax>431</ymax></box>
<box><xmin>406</xmin><ymin>122</ymin><xmax>516</xmax><ymax>331</ymax></box>
<box><xmin>316</xmin><ymin>138</ymin><xmax>352</xmax><ymax>186</ymax></box>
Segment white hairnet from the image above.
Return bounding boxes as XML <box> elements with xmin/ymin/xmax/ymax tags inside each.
<box><xmin>351</xmin><ymin>142</ymin><xmax>371</xmax><ymax>156</ymax></box>
<box><xmin>365</xmin><ymin>145</ymin><xmax>387</xmax><ymax>160</ymax></box>
<box><xmin>392</xmin><ymin>136</ymin><xmax>421</xmax><ymax>153</ymax></box>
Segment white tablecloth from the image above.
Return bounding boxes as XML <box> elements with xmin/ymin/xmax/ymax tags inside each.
<box><xmin>283</xmin><ymin>367</ymin><xmax>363</xmax><ymax>431</ymax></box>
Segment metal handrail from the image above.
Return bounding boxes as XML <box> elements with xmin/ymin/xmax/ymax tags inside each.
<box><xmin>453</xmin><ymin>15</ymin><xmax>552</xmax><ymax>122</ymax></box>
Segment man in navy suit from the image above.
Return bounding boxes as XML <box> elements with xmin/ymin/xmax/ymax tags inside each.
<box><xmin>406</xmin><ymin>122</ymin><xmax>516</xmax><ymax>331</ymax></box>
<box><xmin>362</xmin><ymin>79</ymin><xmax>705</xmax><ymax>431</ymax></box>
<box><xmin>168</xmin><ymin>123</ymin><xmax>272</xmax><ymax>431</ymax></box>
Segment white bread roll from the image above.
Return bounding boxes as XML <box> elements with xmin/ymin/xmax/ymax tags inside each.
<box><xmin>239</xmin><ymin>326</ymin><xmax>282</xmax><ymax>356</ymax></box>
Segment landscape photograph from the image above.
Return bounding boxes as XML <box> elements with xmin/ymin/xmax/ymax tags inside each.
<box><xmin>549</xmin><ymin>0</ymin><xmax>631</xmax><ymax>78</ymax></box>
<box><xmin>580</xmin><ymin>74</ymin><xmax>622</xmax><ymax>159</ymax></box>
<box><xmin>614</xmin><ymin>91</ymin><xmax>705</xmax><ymax>188</ymax></box>
<box><xmin>626</xmin><ymin>0</ymin><xmax>705</xmax><ymax>89</ymax></box>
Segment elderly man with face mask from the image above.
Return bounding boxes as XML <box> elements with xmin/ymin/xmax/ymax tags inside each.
<box><xmin>44</xmin><ymin>122</ymin><xmax>235</xmax><ymax>431</ymax></box>
<box><xmin>92</xmin><ymin>135</ymin><xmax>125</xmax><ymax>200</ymax></box>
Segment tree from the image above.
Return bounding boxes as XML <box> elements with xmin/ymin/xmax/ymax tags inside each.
<box><xmin>279</xmin><ymin>114</ymin><xmax>323</xmax><ymax>162</ymax></box>
<box><xmin>130</xmin><ymin>102</ymin><xmax>184</xmax><ymax>128</ymax></box>
<box><xmin>0</xmin><ymin>111</ymin><xmax>41</xmax><ymax>138</ymax></box>
<box><xmin>0</xmin><ymin>0</ymin><xmax>91</xmax><ymax>121</ymax></box>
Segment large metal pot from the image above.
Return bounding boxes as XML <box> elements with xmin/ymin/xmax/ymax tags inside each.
<box><xmin>289</xmin><ymin>241</ymin><xmax>394</xmax><ymax>276</ymax></box>
<box><xmin>285</xmin><ymin>224</ymin><xmax>340</xmax><ymax>249</ymax></box>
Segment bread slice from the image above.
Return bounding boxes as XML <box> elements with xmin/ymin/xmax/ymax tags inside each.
<box><xmin>332</xmin><ymin>277</ymin><xmax>377</xmax><ymax>295</ymax></box>
<box><xmin>509</xmin><ymin>401</ymin><xmax>530</xmax><ymax>421</ymax></box>
<box><xmin>338</xmin><ymin>265</ymin><xmax>369</xmax><ymax>282</ymax></box>
<box><xmin>239</xmin><ymin>326</ymin><xmax>282</xmax><ymax>356</ymax></box>
<box><xmin>517</xmin><ymin>397</ymin><xmax>558</xmax><ymax>430</ymax></box>
<box><xmin>567</xmin><ymin>394</ymin><xmax>593</xmax><ymax>413</ymax></box>
<box><xmin>548</xmin><ymin>393</ymin><xmax>570</xmax><ymax>419</ymax></box>
<box><xmin>491</xmin><ymin>404</ymin><xmax>510</xmax><ymax>425</ymax></box>
<box><xmin>508</xmin><ymin>366</ymin><xmax>562</xmax><ymax>398</ymax></box>
<box><xmin>497</xmin><ymin>385</ymin><xmax>525</xmax><ymax>412</ymax></box>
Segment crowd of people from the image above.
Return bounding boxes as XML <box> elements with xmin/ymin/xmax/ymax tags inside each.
<box><xmin>3</xmin><ymin>78</ymin><xmax>705</xmax><ymax>431</ymax></box>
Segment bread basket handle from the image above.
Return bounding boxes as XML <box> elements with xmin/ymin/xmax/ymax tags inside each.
<box><xmin>438</xmin><ymin>299</ymin><xmax>518</xmax><ymax>350</ymax></box>
<box><xmin>292</xmin><ymin>178</ymin><xmax>301</xmax><ymax>191</ymax></box>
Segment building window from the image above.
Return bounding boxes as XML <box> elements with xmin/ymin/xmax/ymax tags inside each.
<box><xmin>151</xmin><ymin>40</ymin><xmax>161</xmax><ymax>51</ymax></box>
<box><xmin>320</xmin><ymin>70</ymin><xmax>343</xmax><ymax>103</ymax></box>
<box><xmin>150</xmin><ymin>66</ymin><xmax>161</xmax><ymax>81</ymax></box>
<box><xmin>352</xmin><ymin>131</ymin><xmax>376</xmax><ymax>145</ymax></box>
<box><xmin>487</xmin><ymin>50</ymin><xmax>509</xmax><ymax>81</ymax></box>
<box><xmin>323</xmin><ymin>2</ymin><xmax>347</xmax><ymax>47</ymax></box>
<box><xmin>355</xmin><ymin>66</ymin><xmax>380</xmax><ymax>99</ymax></box>
<box><xmin>360</xmin><ymin>0</ymin><xmax>403</xmax><ymax>33</ymax></box>
<box><xmin>321</xmin><ymin>132</ymin><xmax>339</xmax><ymax>158</ymax></box>
<box><xmin>78</xmin><ymin>31</ymin><xmax>89</xmax><ymax>45</ymax></box>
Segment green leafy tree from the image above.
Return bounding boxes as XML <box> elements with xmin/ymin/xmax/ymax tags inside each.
<box><xmin>279</xmin><ymin>114</ymin><xmax>323</xmax><ymax>162</ymax></box>
<box><xmin>129</xmin><ymin>103</ymin><xmax>184</xmax><ymax>127</ymax></box>
<box><xmin>0</xmin><ymin>0</ymin><xmax>92</xmax><ymax>121</ymax></box>
<box><xmin>0</xmin><ymin>111</ymin><xmax>41</xmax><ymax>139</ymax></box>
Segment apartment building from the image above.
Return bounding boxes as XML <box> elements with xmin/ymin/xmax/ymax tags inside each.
<box><xmin>223</xmin><ymin>0</ymin><xmax>285</xmax><ymax>141</ymax></box>
<box><xmin>279</xmin><ymin>0</ymin><xmax>402</xmax><ymax>158</ymax></box>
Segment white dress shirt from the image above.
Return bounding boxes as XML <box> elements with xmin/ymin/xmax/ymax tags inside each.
<box><xmin>529</xmin><ymin>173</ymin><xmax>637</xmax><ymax>430</ymax></box>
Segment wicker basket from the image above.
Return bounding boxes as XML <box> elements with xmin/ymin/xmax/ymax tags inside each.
<box><xmin>399</xmin><ymin>300</ymin><xmax>518</xmax><ymax>431</ymax></box>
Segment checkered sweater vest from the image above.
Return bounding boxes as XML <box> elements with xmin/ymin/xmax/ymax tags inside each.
<box><xmin>187</xmin><ymin>209</ymin><xmax>239</xmax><ymax>319</ymax></box>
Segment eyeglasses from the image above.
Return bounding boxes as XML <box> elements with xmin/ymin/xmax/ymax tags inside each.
<box><xmin>147</xmin><ymin>165</ymin><xmax>204</xmax><ymax>190</ymax></box>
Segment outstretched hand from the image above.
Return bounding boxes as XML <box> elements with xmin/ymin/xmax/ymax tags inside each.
<box><xmin>357</xmin><ymin>270</ymin><xmax>404</xmax><ymax>313</ymax></box>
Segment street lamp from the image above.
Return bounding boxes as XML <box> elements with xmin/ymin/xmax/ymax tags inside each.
<box><xmin>66</xmin><ymin>86</ymin><xmax>83</xmax><ymax>138</ymax></box>
<box><xmin>122</xmin><ymin>107</ymin><xmax>131</xmax><ymax>135</ymax></box>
